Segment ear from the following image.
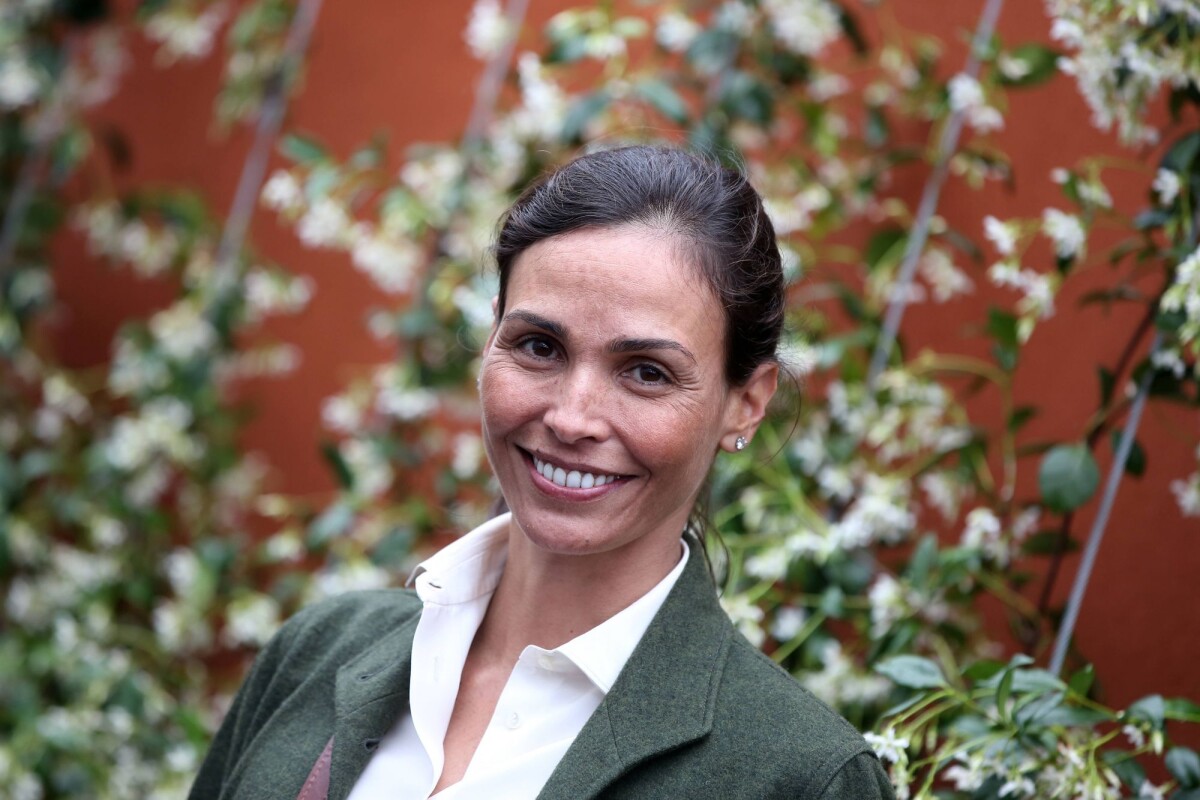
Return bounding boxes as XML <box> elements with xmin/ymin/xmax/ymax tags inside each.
<box><xmin>720</xmin><ymin>362</ymin><xmax>779</xmax><ymax>452</ymax></box>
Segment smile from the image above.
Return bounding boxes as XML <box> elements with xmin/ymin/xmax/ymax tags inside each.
<box><xmin>532</xmin><ymin>455</ymin><xmax>621</xmax><ymax>489</ymax></box>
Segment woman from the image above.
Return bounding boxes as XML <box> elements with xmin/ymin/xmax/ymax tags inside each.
<box><xmin>190</xmin><ymin>146</ymin><xmax>895</xmax><ymax>799</ymax></box>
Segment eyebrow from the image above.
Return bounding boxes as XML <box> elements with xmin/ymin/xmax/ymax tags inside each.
<box><xmin>608</xmin><ymin>338</ymin><xmax>697</xmax><ymax>365</ymax></box>
<box><xmin>502</xmin><ymin>310</ymin><xmax>567</xmax><ymax>339</ymax></box>
<box><xmin>503</xmin><ymin>310</ymin><xmax>697</xmax><ymax>364</ymax></box>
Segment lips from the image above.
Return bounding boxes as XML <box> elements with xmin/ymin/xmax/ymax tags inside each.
<box><xmin>531</xmin><ymin>454</ymin><xmax>621</xmax><ymax>489</ymax></box>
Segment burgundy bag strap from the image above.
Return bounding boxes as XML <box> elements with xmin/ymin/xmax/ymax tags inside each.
<box><xmin>296</xmin><ymin>736</ymin><xmax>335</xmax><ymax>800</ymax></box>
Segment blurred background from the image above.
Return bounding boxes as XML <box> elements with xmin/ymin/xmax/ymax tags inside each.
<box><xmin>3</xmin><ymin>0</ymin><xmax>1199</xmax><ymax>796</ymax></box>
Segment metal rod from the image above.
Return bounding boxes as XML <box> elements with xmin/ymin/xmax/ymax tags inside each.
<box><xmin>866</xmin><ymin>0</ymin><xmax>1007</xmax><ymax>386</ymax></box>
<box><xmin>462</xmin><ymin>0</ymin><xmax>531</xmax><ymax>151</ymax></box>
<box><xmin>210</xmin><ymin>0</ymin><xmax>325</xmax><ymax>302</ymax></box>
<box><xmin>1048</xmin><ymin>332</ymin><xmax>1161</xmax><ymax>675</ymax></box>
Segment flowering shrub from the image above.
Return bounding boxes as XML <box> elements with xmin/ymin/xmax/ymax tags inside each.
<box><xmin>3</xmin><ymin>0</ymin><xmax>1199</xmax><ymax>798</ymax></box>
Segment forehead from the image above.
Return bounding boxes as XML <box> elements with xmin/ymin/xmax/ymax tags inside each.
<box><xmin>505</xmin><ymin>226</ymin><xmax>724</xmax><ymax>355</ymax></box>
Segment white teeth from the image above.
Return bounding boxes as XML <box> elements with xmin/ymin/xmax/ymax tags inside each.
<box><xmin>532</xmin><ymin>456</ymin><xmax>619</xmax><ymax>490</ymax></box>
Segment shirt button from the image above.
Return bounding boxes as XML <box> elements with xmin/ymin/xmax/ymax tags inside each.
<box><xmin>505</xmin><ymin>711</ymin><xmax>521</xmax><ymax>730</ymax></box>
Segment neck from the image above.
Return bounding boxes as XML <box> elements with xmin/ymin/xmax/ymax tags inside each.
<box><xmin>470</xmin><ymin>519</ymin><xmax>683</xmax><ymax>664</ymax></box>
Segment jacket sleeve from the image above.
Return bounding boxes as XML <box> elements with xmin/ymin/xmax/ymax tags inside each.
<box><xmin>187</xmin><ymin>609</ymin><xmax>301</xmax><ymax>800</ymax></box>
<box><xmin>813</xmin><ymin>751</ymin><xmax>896</xmax><ymax>800</ymax></box>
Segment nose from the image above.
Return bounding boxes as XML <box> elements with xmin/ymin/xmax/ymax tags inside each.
<box><xmin>542</xmin><ymin>366</ymin><xmax>610</xmax><ymax>445</ymax></box>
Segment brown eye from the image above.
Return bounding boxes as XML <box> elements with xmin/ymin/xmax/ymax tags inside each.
<box><xmin>519</xmin><ymin>336</ymin><xmax>557</xmax><ymax>360</ymax></box>
<box><xmin>632</xmin><ymin>364</ymin><xmax>669</xmax><ymax>384</ymax></box>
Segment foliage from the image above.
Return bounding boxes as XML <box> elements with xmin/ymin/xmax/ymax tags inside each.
<box><xmin>2</xmin><ymin>0</ymin><xmax>1199</xmax><ymax>797</ymax></box>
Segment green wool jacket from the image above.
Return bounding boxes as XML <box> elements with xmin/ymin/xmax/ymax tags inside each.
<box><xmin>190</xmin><ymin>539</ymin><xmax>895</xmax><ymax>800</ymax></box>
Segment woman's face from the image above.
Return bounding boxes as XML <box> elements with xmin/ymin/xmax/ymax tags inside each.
<box><xmin>479</xmin><ymin>224</ymin><xmax>775</xmax><ymax>563</ymax></box>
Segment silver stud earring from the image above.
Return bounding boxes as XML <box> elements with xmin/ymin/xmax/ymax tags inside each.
<box><xmin>734</xmin><ymin>436</ymin><xmax>747</xmax><ymax>451</ymax></box>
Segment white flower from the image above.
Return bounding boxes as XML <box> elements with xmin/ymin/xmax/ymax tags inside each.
<box><xmin>349</xmin><ymin>229</ymin><xmax>419</xmax><ymax>294</ymax></box>
<box><xmin>144</xmin><ymin>6</ymin><xmax>226</xmax><ymax>63</ymax></box>
<box><xmin>745</xmin><ymin>546</ymin><xmax>790</xmax><ymax>581</ymax></box>
<box><xmin>322</xmin><ymin>394</ymin><xmax>364</xmax><ymax>433</ymax></box>
<box><xmin>948</xmin><ymin>73</ymin><xmax>1004</xmax><ymax>133</ymax></box>
<box><xmin>340</xmin><ymin>438</ymin><xmax>393</xmax><ymax>498</ymax></box>
<box><xmin>222</xmin><ymin>593</ymin><xmax>281</xmax><ymax>647</ymax></box>
<box><xmin>770</xmin><ymin>605</ymin><xmax>807</xmax><ymax>641</ymax></box>
<box><xmin>919</xmin><ymin>247</ymin><xmax>973</xmax><ymax>302</ymax></box>
<box><xmin>1171</xmin><ymin>472</ymin><xmax>1200</xmax><ymax>517</ymax></box>
<box><xmin>0</xmin><ymin>55</ymin><xmax>41</xmax><ymax>108</ymax></box>
<box><xmin>465</xmin><ymin>0</ymin><xmax>513</xmax><ymax>59</ymax></box>
<box><xmin>451</xmin><ymin>433</ymin><xmax>484</xmax><ymax>479</ymax></box>
<box><xmin>1160</xmin><ymin>246</ymin><xmax>1200</xmax><ymax>349</ymax></box>
<box><xmin>864</xmin><ymin>727</ymin><xmax>909</xmax><ymax>764</ymax></box>
<box><xmin>1140</xmin><ymin>780</ymin><xmax>1168</xmax><ymax>800</ymax></box>
<box><xmin>1123</xmin><ymin>723</ymin><xmax>1147</xmax><ymax>748</ymax></box>
<box><xmin>1042</xmin><ymin>208</ymin><xmax>1086</xmax><ymax>259</ymax></box>
<box><xmin>297</xmin><ymin>197</ymin><xmax>351</xmax><ymax>248</ymax></box>
<box><xmin>514</xmin><ymin>53</ymin><xmax>567</xmax><ymax>141</ymax></box>
<box><xmin>720</xmin><ymin>594</ymin><xmax>765</xmax><ymax>647</ymax></box>
<box><xmin>984</xmin><ymin>215</ymin><xmax>1017</xmax><ymax>256</ymax></box>
<box><xmin>656</xmin><ymin>11</ymin><xmax>701</xmax><ymax>52</ymax></box>
<box><xmin>919</xmin><ymin>472</ymin><xmax>964</xmax><ymax>521</ymax></box>
<box><xmin>261</xmin><ymin>169</ymin><xmax>303</xmax><ymax>211</ymax></box>
<box><xmin>1153</xmin><ymin>168</ymin><xmax>1181</xmax><ymax>206</ymax></box>
<box><xmin>1151</xmin><ymin>347</ymin><xmax>1187</xmax><ymax>378</ymax></box>
<box><xmin>868</xmin><ymin>573</ymin><xmax>906</xmax><ymax>637</ymax></box>
<box><xmin>762</xmin><ymin>0</ymin><xmax>840</xmax><ymax>56</ymax></box>
<box><xmin>714</xmin><ymin>1</ymin><xmax>754</xmax><ymax>35</ymax></box>
<box><xmin>149</xmin><ymin>302</ymin><xmax>218</xmax><ymax>362</ymax></box>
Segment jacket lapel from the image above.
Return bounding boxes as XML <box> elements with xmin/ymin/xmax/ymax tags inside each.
<box><xmin>538</xmin><ymin>540</ymin><xmax>733</xmax><ymax>800</ymax></box>
<box><xmin>328</xmin><ymin>610</ymin><xmax>421</xmax><ymax>799</ymax></box>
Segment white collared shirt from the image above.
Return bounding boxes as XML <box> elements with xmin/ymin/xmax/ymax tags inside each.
<box><xmin>345</xmin><ymin>513</ymin><xmax>689</xmax><ymax>800</ymax></box>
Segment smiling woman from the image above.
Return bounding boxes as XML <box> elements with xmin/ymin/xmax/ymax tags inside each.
<box><xmin>190</xmin><ymin>146</ymin><xmax>895</xmax><ymax>800</ymax></box>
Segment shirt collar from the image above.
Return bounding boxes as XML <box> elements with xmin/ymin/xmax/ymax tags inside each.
<box><xmin>408</xmin><ymin>511</ymin><xmax>690</xmax><ymax>693</ymax></box>
<box><xmin>555</xmin><ymin>538</ymin><xmax>689</xmax><ymax>693</ymax></box>
<box><xmin>407</xmin><ymin>512</ymin><xmax>511</xmax><ymax>605</ymax></box>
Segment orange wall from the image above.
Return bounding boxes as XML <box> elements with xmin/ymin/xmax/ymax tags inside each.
<box><xmin>49</xmin><ymin>0</ymin><xmax>1199</xmax><ymax>711</ymax></box>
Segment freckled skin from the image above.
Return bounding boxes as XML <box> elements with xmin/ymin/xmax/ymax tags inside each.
<box><xmin>479</xmin><ymin>224</ymin><xmax>776</xmax><ymax>586</ymax></box>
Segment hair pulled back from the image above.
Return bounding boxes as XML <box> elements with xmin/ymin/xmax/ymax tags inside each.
<box><xmin>494</xmin><ymin>145</ymin><xmax>785</xmax><ymax>386</ymax></box>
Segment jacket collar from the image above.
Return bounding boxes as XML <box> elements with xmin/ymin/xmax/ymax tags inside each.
<box><xmin>325</xmin><ymin>535</ymin><xmax>732</xmax><ymax>800</ymax></box>
<box><xmin>330</xmin><ymin>610</ymin><xmax>421</xmax><ymax>799</ymax></box>
<box><xmin>537</xmin><ymin>536</ymin><xmax>733</xmax><ymax>800</ymax></box>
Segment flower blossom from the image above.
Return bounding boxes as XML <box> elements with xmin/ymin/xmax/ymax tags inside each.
<box><xmin>761</xmin><ymin>0</ymin><xmax>841</xmax><ymax>57</ymax></box>
<box><xmin>465</xmin><ymin>0</ymin><xmax>513</xmax><ymax>59</ymax></box>
<box><xmin>1042</xmin><ymin>208</ymin><xmax>1086</xmax><ymax>259</ymax></box>
<box><xmin>1153</xmin><ymin>168</ymin><xmax>1181</xmax><ymax>206</ymax></box>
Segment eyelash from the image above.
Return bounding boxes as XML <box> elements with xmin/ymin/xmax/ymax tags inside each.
<box><xmin>512</xmin><ymin>335</ymin><xmax>675</xmax><ymax>387</ymax></box>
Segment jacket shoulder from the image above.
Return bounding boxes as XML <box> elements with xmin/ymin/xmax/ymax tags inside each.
<box><xmin>712</xmin><ymin>634</ymin><xmax>890</xmax><ymax>797</ymax></box>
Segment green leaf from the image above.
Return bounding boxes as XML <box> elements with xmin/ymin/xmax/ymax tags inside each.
<box><xmin>905</xmin><ymin>535</ymin><xmax>938</xmax><ymax>585</ymax></box>
<box><xmin>1103</xmin><ymin>749</ymin><xmax>1146</xmax><ymax>790</ymax></box>
<box><xmin>1109</xmin><ymin>428</ymin><xmax>1146</xmax><ymax>477</ymax></box>
<box><xmin>686</xmin><ymin>29</ymin><xmax>738</xmax><ymax>74</ymax></box>
<box><xmin>1021</xmin><ymin>530</ymin><xmax>1076</xmax><ymax>557</ymax></box>
<box><xmin>1008</xmin><ymin>405</ymin><xmax>1038</xmax><ymax>433</ymax></box>
<box><xmin>1129</xmin><ymin>694</ymin><xmax>1166</xmax><ymax>729</ymax></box>
<box><xmin>280</xmin><ymin>133</ymin><xmax>329</xmax><ymax>164</ymax></box>
<box><xmin>1067</xmin><ymin>664</ymin><xmax>1095</xmax><ymax>697</ymax></box>
<box><xmin>635</xmin><ymin>78</ymin><xmax>690</xmax><ymax>124</ymax></box>
<box><xmin>308</xmin><ymin>501</ymin><xmax>354</xmax><ymax>547</ymax></box>
<box><xmin>1162</xmin><ymin>131</ymin><xmax>1200</xmax><ymax>174</ymax></box>
<box><xmin>719</xmin><ymin>71</ymin><xmax>775</xmax><ymax>125</ymax></box>
<box><xmin>1014</xmin><ymin>690</ymin><xmax>1064</xmax><ymax>727</ymax></box>
<box><xmin>875</xmin><ymin>655</ymin><xmax>947</xmax><ymax>689</ymax></box>
<box><xmin>320</xmin><ymin>441</ymin><xmax>354</xmax><ymax>490</ymax></box>
<box><xmin>1166</xmin><ymin>747</ymin><xmax>1200</xmax><ymax>788</ymax></box>
<box><xmin>1038</xmin><ymin>444</ymin><xmax>1100</xmax><ymax>513</ymax></box>
<box><xmin>963</xmin><ymin>659</ymin><xmax>1005</xmax><ymax>682</ymax></box>
<box><xmin>1097</xmin><ymin>366</ymin><xmax>1116</xmax><ymax>407</ymax></box>
<box><xmin>864</xmin><ymin>227</ymin><xmax>906</xmax><ymax>272</ymax></box>
<box><xmin>1165</xmin><ymin>697</ymin><xmax>1200</xmax><ymax>723</ymax></box>
<box><xmin>997</xmin><ymin>43</ymin><xmax>1061</xmax><ymax>87</ymax></box>
<box><xmin>986</xmin><ymin>307</ymin><xmax>1020</xmax><ymax>371</ymax></box>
